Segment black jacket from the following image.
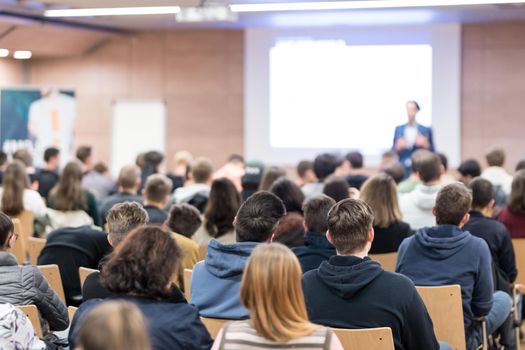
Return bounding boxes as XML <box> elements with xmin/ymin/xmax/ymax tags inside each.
<box><xmin>143</xmin><ymin>205</ymin><xmax>168</xmax><ymax>225</ymax></box>
<box><xmin>302</xmin><ymin>256</ymin><xmax>439</xmax><ymax>350</ymax></box>
<box><xmin>35</xmin><ymin>169</ymin><xmax>59</xmax><ymax>200</ymax></box>
<box><xmin>369</xmin><ymin>221</ymin><xmax>412</xmax><ymax>254</ymax></box>
<box><xmin>292</xmin><ymin>231</ymin><xmax>336</xmax><ymax>273</ymax></box>
<box><xmin>463</xmin><ymin>211</ymin><xmax>517</xmax><ymax>283</ymax></box>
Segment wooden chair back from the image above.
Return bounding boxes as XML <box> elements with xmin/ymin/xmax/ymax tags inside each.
<box><xmin>37</xmin><ymin>264</ymin><xmax>66</xmax><ymax>304</ymax></box>
<box><xmin>68</xmin><ymin>306</ymin><xmax>78</xmax><ymax>323</ymax></box>
<box><xmin>200</xmin><ymin>317</ymin><xmax>228</xmax><ymax>339</ymax></box>
<box><xmin>79</xmin><ymin>267</ymin><xmax>98</xmax><ymax>289</ymax></box>
<box><xmin>369</xmin><ymin>252</ymin><xmax>397</xmax><ymax>272</ymax></box>
<box><xmin>11</xmin><ymin>218</ymin><xmax>26</xmax><ymax>264</ymax></box>
<box><xmin>184</xmin><ymin>268</ymin><xmax>192</xmax><ymax>302</ymax></box>
<box><xmin>416</xmin><ymin>285</ymin><xmax>466</xmax><ymax>350</ymax></box>
<box><xmin>27</xmin><ymin>237</ymin><xmax>46</xmax><ymax>265</ymax></box>
<box><xmin>16</xmin><ymin>305</ymin><xmax>43</xmax><ymax>338</ymax></box>
<box><xmin>12</xmin><ymin>210</ymin><xmax>34</xmax><ymax>247</ymax></box>
<box><xmin>512</xmin><ymin>239</ymin><xmax>525</xmax><ymax>286</ymax></box>
<box><xmin>331</xmin><ymin>327</ymin><xmax>395</xmax><ymax>350</ymax></box>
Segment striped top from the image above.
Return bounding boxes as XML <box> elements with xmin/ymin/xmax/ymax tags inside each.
<box><xmin>216</xmin><ymin>320</ymin><xmax>333</xmax><ymax>350</ymax></box>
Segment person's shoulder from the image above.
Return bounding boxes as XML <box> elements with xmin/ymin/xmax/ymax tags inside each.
<box><xmin>377</xmin><ymin>271</ymin><xmax>419</xmax><ymax>296</ymax></box>
<box><xmin>172</xmin><ymin>232</ymin><xmax>199</xmax><ymax>250</ymax></box>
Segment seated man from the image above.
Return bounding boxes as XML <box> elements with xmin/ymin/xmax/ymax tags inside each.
<box><xmin>396</xmin><ymin>183</ymin><xmax>513</xmax><ymax>350</ymax></box>
<box><xmin>345</xmin><ymin>151</ymin><xmax>368</xmax><ymax>189</ymax></box>
<box><xmin>36</xmin><ymin>147</ymin><xmax>60</xmax><ymax>200</ymax></box>
<box><xmin>142</xmin><ymin>174</ymin><xmax>172</xmax><ymax>224</ymax></box>
<box><xmin>302</xmin><ymin>198</ymin><xmax>440</xmax><ymax>350</ymax></box>
<box><xmin>190</xmin><ymin>191</ymin><xmax>285</xmax><ymax>319</ymax></box>
<box><xmin>173</xmin><ymin>157</ymin><xmax>213</xmax><ymax>212</ymax></box>
<box><xmin>292</xmin><ymin>194</ymin><xmax>336</xmax><ymax>273</ymax></box>
<box><xmin>301</xmin><ymin>153</ymin><xmax>340</xmax><ymax>199</ymax></box>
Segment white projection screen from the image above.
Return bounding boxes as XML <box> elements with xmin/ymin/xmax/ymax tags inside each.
<box><xmin>245</xmin><ymin>24</ymin><xmax>461</xmax><ymax>167</ymax></box>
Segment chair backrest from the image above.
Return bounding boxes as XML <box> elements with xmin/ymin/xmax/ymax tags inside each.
<box><xmin>184</xmin><ymin>268</ymin><xmax>192</xmax><ymax>302</ymax></box>
<box><xmin>369</xmin><ymin>253</ymin><xmax>397</xmax><ymax>272</ymax></box>
<box><xmin>37</xmin><ymin>264</ymin><xmax>66</xmax><ymax>304</ymax></box>
<box><xmin>512</xmin><ymin>239</ymin><xmax>525</xmax><ymax>285</ymax></box>
<box><xmin>416</xmin><ymin>285</ymin><xmax>466</xmax><ymax>350</ymax></box>
<box><xmin>201</xmin><ymin>317</ymin><xmax>228</xmax><ymax>339</ymax></box>
<box><xmin>331</xmin><ymin>327</ymin><xmax>395</xmax><ymax>350</ymax></box>
<box><xmin>79</xmin><ymin>267</ymin><xmax>98</xmax><ymax>289</ymax></box>
<box><xmin>10</xmin><ymin>218</ymin><xmax>26</xmax><ymax>264</ymax></box>
<box><xmin>27</xmin><ymin>237</ymin><xmax>46</xmax><ymax>265</ymax></box>
<box><xmin>12</xmin><ymin>210</ymin><xmax>34</xmax><ymax>247</ymax></box>
<box><xmin>16</xmin><ymin>304</ymin><xmax>43</xmax><ymax>339</ymax></box>
<box><xmin>68</xmin><ymin>306</ymin><xmax>78</xmax><ymax>323</ymax></box>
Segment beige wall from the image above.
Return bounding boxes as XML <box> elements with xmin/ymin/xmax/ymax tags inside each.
<box><xmin>0</xmin><ymin>60</ymin><xmax>25</xmax><ymax>86</ymax></box>
<box><xmin>28</xmin><ymin>30</ymin><xmax>244</xmax><ymax>170</ymax></box>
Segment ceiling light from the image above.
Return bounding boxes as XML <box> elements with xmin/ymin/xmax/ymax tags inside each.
<box><xmin>0</xmin><ymin>49</ymin><xmax>9</xmax><ymax>58</ymax></box>
<box><xmin>44</xmin><ymin>6</ymin><xmax>180</xmax><ymax>17</ymax></box>
<box><xmin>230</xmin><ymin>0</ymin><xmax>525</xmax><ymax>12</ymax></box>
<box><xmin>13</xmin><ymin>51</ymin><xmax>32</xmax><ymax>59</ymax></box>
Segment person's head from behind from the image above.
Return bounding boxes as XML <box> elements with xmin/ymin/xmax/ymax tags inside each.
<box><xmin>516</xmin><ymin>159</ymin><xmax>525</xmax><ymax>173</ymax></box>
<box><xmin>50</xmin><ymin>161</ymin><xmax>85</xmax><ymax>211</ymax></box>
<box><xmin>241</xmin><ymin>243</ymin><xmax>316</xmax><ymax>343</ymax></box>
<box><xmin>191</xmin><ymin>157</ymin><xmax>213</xmax><ymax>185</ymax></box>
<box><xmin>406</xmin><ymin>100</ymin><xmax>420</xmax><ymax>124</ymax></box>
<box><xmin>234</xmin><ymin>191</ymin><xmax>286</xmax><ymax>242</ymax></box>
<box><xmin>143</xmin><ymin>174</ymin><xmax>172</xmax><ymax>208</ymax></box>
<box><xmin>323</xmin><ymin>176</ymin><xmax>349</xmax><ymax>203</ymax></box>
<box><xmin>509</xmin><ymin>170</ymin><xmax>525</xmax><ymax>215</ymax></box>
<box><xmin>101</xmin><ymin>226</ymin><xmax>181</xmax><ymax>299</ymax></box>
<box><xmin>296</xmin><ymin>160</ymin><xmax>316</xmax><ymax>185</ymax></box>
<box><xmin>380</xmin><ymin>151</ymin><xmax>398</xmax><ymax>171</ymax></box>
<box><xmin>44</xmin><ymin>147</ymin><xmax>60</xmax><ymax>170</ymax></box>
<box><xmin>360</xmin><ymin>174</ymin><xmax>402</xmax><ymax>229</ymax></box>
<box><xmin>433</xmin><ymin>183</ymin><xmax>472</xmax><ymax>227</ymax></box>
<box><xmin>228</xmin><ymin>154</ymin><xmax>245</xmax><ymax>167</ymax></box>
<box><xmin>469</xmin><ymin>177</ymin><xmax>495</xmax><ymax>214</ymax></box>
<box><xmin>204</xmin><ymin>177</ymin><xmax>241</xmax><ymax>238</ymax></box>
<box><xmin>345</xmin><ymin>151</ymin><xmax>364</xmax><ymax>170</ymax></box>
<box><xmin>415</xmin><ymin>151</ymin><xmax>441</xmax><ymax>184</ymax></box>
<box><xmin>259</xmin><ymin>166</ymin><xmax>286</xmax><ymax>191</ymax></box>
<box><xmin>76</xmin><ymin>300</ymin><xmax>150</xmax><ymax>350</ymax></box>
<box><xmin>486</xmin><ymin>147</ymin><xmax>505</xmax><ymax>167</ymax></box>
<box><xmin>76</xmin><ymin>146</ymin><xmax>93</xmax><ymax>168</ymax></box>
<box><xmin>303</xmin><ymin>194</ymin><xmax>335</xmax><ymax>235</ymax></box>
<box><xmin>12</xmin><ymin>149</ymin><xmax>33</xmax><ymax>168</ymax></box>
<box><xmin>1</xmin><ymin>161</ymin><xmax>30</xmax><ymax>216</ymax></box>
<box><xmin>143</xmin><ymin>151</ymin><xmax>164</xmax><ymax>173</ymax></box>
<box><xmin>0</xmin><ymin>212</ymin><xmax>15</xmax><ymax>251</ymax></box>
<box><xmin>106</xmin><ymin>202</ymin><xmax>148</xmax><ymax>247</ymax></box>
<box><xmin>458</xmin><ymin>159</ymin><xmax>481</xmax><ymax>185</ymax></box>
<box><xmin>167</xmin><ymin>203</ymin><xmax>202</xmax><ymax>238</ymax></box>
<box><xmin>269</xmin><ymin>177</ymin><xmax>304</xmax><ymax>214</ymax></box>
<box><xmin>93</xmin><ymin>162</ymin><xmax>109</xmax><ymax>175</ymax></box>
<box><xmin>313</xmin><ymin>153</ymin><xmax>340</xmax><ymax>182</ymax></box>
<box><xmin>384</xmin><ymin>163</ymin><xmax>405</xmax><ymax>184</ymax></box>
<box><xmin>118</xmin><ymin>165</ymin><xmax>141</xmax><ymax>193</ymax></box>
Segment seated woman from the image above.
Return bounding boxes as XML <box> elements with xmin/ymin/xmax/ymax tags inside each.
<box><xmin>69</xmin><ymin>226</ymin><xmax>213</xmax><ymax>350</ymax></box>
<box><xmin>499</xmin><ymin>170</ymin><xmax>525</xmax><ymax>238</ymax></box>
<box><xmin>76</xmin><ymin>300</ymin><xmax>151</xmax><ymax>350</ymax></box>
<box><xmin>0</xmin><ymin>303</ymin><xmax>48</xmax><ymax>350</ymax></box>
<box><xmin>212</xmin><ymin>243</ymin><xmax>343</xmax><ymax>350</ymax></box>
<box><xmin>360</xmin><ymin>173</ymin><xmax>412</xmax><ymax>254</ymax></box>
<box><xmin>48</xmin><ymin>162</ymin><xmax>101</xmax><ymax>228</ymax></box>
<box><xmin>0</xmin><ymin>213</ymin><xmax>68</xmax><ymax>333</ymax></box>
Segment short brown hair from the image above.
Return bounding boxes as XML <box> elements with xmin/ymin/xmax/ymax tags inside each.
<box><xmin>327</xmin><ymin>199</ymin><xmax>374</xmax><ymax>254</ymax></box>
<box><xmin>415</xmin><ymin>152</ymin><xmax>441</xmax><ymax>183</ymax></box>
<box><xmin>303</xmin><ymin>194</ymin><xmax>335</xmax><ymax>234</ymax></box>
<box><xmin>106</xmin><ymin>202</ymin><xmax>148</xmax><ymax>246</ymax></box>
<box><xmin>12</xmin><ymin>149</ymin><xmax>33</xmax><ymax>167</ymax></box>
<box><xmin>360</xmin><ymin>174</ymin><xmax>402</xmax><ymax>228</ymax></box>
<box><xmin>76</xmin><ymin>146</ymin><xmax>92</xmax><ymax>164</ymax></box>
<box><xmin>486</xmin><ymin>148</ymin><xmax>505</xmax><ymax>167</ymax></box>
<box><xmin>509</xmin><ymin>170</ymin><xmax>525</xmax><ymax>215</ymax></box>
<box><xmin>167</xmin><ymin>203</ymin><xmax>202</xmax><ymax>238</ymax></box>
<box><xmin>435</xmin><ymin>183</ymin><xmax>472</xmax><ymax>226</ymax></box>
<box><xmin>101</xmin><ymin>226</ymin><xmax>182</xmax><ymax>299</ymax></box>
<box><xmin>118</xmin><ymin>165</ymin><xmax>141</xmax><ymax>190</ymax></box>
<box><xmin>144</xmin><ymin>174</ymin><xmax>172</xmax><ymax>202</ymax></box>
<box><xmin>191</xmin><ymin>157</ymin><xmax>213</xmax><ymax>183</ymax></box>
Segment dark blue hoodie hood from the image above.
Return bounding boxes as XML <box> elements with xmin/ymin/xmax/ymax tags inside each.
<box><xmin>413</xmin><ymin>225</ymin><xmax>472</xmax><ymax>260</ymax></box>
<box><xmin>204</xmin><ymin>239</ymin><xmax>258</xmax><ymax>278</ymax></box>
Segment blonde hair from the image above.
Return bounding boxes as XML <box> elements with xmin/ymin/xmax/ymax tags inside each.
<box><xmin>360</xmin><ymin>173</ymin><xmax>402</xmax><ymax>228</ymax></box>
<box><xmin>240</xmin><ymin>243</ymin><xmax>317</xmax><ymax>343</ymax></box>
<box><xmin>77</xmin><ymin>301</ymin><xmax>151</xmax><ymax>350</ymax></box>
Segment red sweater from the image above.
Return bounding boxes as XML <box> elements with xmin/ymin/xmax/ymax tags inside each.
<box><xmin>499</xmin><ymin>208</ymin><xmax>525</xmax><ymax>239</ymax></box>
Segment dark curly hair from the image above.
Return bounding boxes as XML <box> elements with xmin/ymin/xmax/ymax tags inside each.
<box><xmin>101</xmin><ymin>226</ymin><xmax>182</xmax><ymax>299</ymax></box>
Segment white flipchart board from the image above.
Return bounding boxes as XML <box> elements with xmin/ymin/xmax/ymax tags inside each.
<box><xmin>111</xmin><ymin>99</ymin><xmax>166</xmax><ymax>176</ymax></box>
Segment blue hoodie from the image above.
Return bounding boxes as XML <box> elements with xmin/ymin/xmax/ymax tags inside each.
<box><xmin>292</xmin><ymin>231</ymin><xmax>336</xmax><ymax>273</ymax></box>
<box><xmin>190</xmin><ymin>239</ymin><xmax>257</xmax><ymax>319</ymax></box>
<box><xmin>396</xmin><ymin>225</ymin><xmax>493</xmax><ymax>329</ymax></box>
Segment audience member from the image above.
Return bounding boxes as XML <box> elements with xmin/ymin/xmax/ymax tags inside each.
<box><xmin>360</xmin><ymin>174</ymin><xmax>412</xmax><ymax>254</ymax></box>
<box><xmin>301</xmin><ymin>153</ymin><xmax>340</xmax><ymax>198</ymax></box>
<box><xmin>167</xmin><ymin>150</ymin><xmax>193</xmax><ymax>191</ymax></box>
<box><xmin>76</xmin><ymin>301</ymin><xmax>151</xmax><ymax>350</ymax></box>
<box><xmin>458</xmin><ymin>159</ymin><xmax>482</xmax><ymax>185</ymax></box>
<box><xmin>0</xmin><ymin>303</ymin><xmax>48</xmax><ymax>349</ymax></box>
<box><xmin>323</xmin><ymin>176</ymin><xmax>350</xmax><ymax>202</ymax></box>
<box><xmin>384</xmin><ymin>162</ymin><xmax>405</xmax><ymax>184</ymax></box>
<box><xmin>13</xmin><ymin>148</ymin><xmax>37</xmax><ymax>186</ymax></box>
<box><xmin>269</xmin><ymin>177</ymin><xmax>305</xmax><ymax>248</ymax></box>
<box><xmin>190</xmin><ymin>191</ymin><xmax>285</xmax><ymax>319</ymax></box>
<box><xmin>241</xmin><ymin>160</ymin><xmax>264</xmax><ymax>200</ymax></box>
<box><xmin>482</xmin><ymin>148</ymin><xmax>513</xmax><ymax>195</ymax></box>
<box><xmin>70</xmin><ymin>226</ymin><xmax>213</xmax><ymax>350</ymax></box>
<box><xmin>82</xmin><ymin>162</ymin><xmax>116</xmax><ymax>203</ymax></box>
<box><xmin>379</xmin><ymin>150</ymin><xmax>398</xmax><ymax>171</ymax></box>
<box><xmin>212</xmin><ymin>243</ymin><xmax>343</xmax><ymax>350</ymax></box>
<box><xmin>345</xmin><ymin>151</ymin><xmax>368</xmax><ymax>189</ymax></box>
<box><xmin>292</xmin><ymin>194</ymin><xmax>336</xmax><ymax>273</ymax></box>
<box><xmin>48</xmin><ymin>161</ymin><xmax>101</xmax><ymax>227</ymax></box>
<box><xmin>399</xmin><ymin>151</ymin><xmax>442</xmax><ymax>229</ymax></box>
<box><xmin>213</xmin><ymin>154</ymin><xmax>245</xmax><ymax>192</ymax></box>
<box><xmin>515</xmin><ymin>159</ymin><xmax>525</xmax><ymax>172</ymax></box>
<box><xmin>258</xmin><ymin>166</ymin><xmax>286</xmax><ymax>191</ymax></box>
<box><xmin>193</xmin><ymin>178</ymin><xmax>240</xmax><ymax>245</ymax></box>
<box><xmin>0</xmin><ymin>213</ymin><xmax>68</xmax><ymax>332</ymax></box>
<box><xmin>36</xmin><ymin>147</ymin><xmax>60</xmax><ymax>200</ymax></box>
<box><xmin>437</xmin><ymin>153</ymin><xmax>456</xmax><ymax>184</ymax></box>
<box><xmin>83</xmin><ymin>202</ymin><xmax>148</xmax><ymax>301</ymax></box>
<box><xmin>499</xmin><ymin>170</ymin><xmax>525</xmax><ymax>238</ymax></box>
<box><xmin>142</xmin><ymin>174</ymin><xmax>171</xmax><ymax>224</ymax></box>
<box><xmin>100</xmin><ymin>165</ymin><xmax>143</xmax><ymax>225</ymax></box>
<box><xmin>138</xmin><ymin>151</ymin><xmax>164</xmax><ymax>193</ymax></box>
<box><xmin>302</xmin><ymin>199</ymin><xmax>440</xmax><ymax>350</ymax></box>
<box><xmin>397</xmin><ymin>149</ymin><xmax>427</xmax><ymax>193</ymax></box>
<box><xmin>396</xmin><ymin>183</ymin><xmax>513</xmax><ymax>350</ymax></box>
<box><xmin>76</xmin><ymin>145</ymin><xmax>94</xmax><ymax>174</ymax></box>
<box><xmin>296</xmin><ymin>160</ymin><xmax>317</xmax><ymax>187</ymax></box>
<box><xmin>0</xmin><ymin>161</ymin><xmax>46</xmax><ymax>218</ymax></box>
<box><xmin>173</xmin><ymin>157</ymin><xmax>213</xmax><ymax>212</ymax></box>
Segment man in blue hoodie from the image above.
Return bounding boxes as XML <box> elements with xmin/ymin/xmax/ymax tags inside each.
<box><xmin>302</xmin><ymin>198</ymin><xmax>440</xmax><ymax>350</ymax></box>
<box><xmin>396</xmin><ymin>182</ymin><xmax>513</xmax><ymax>350</ymax></box>
<box><xmin>190</xmin><ymin>191</ymin><xmax>286</xmax><ymax>319</ymax></box>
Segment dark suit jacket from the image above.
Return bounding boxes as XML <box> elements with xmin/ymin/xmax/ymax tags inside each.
<box><xmin>393</xmin><ymin>123</ymin><xmax>435</xmax><ymax>174</ymax></box>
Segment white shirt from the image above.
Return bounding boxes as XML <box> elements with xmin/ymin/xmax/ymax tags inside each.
<box><xmin>0</xmin><ymin>188</ymin><xmax>47</xmax><ymax>218</ymax></box>
<box><xmin>481</xmin><ymin>166</ymin><xmax>513</xmax><ymax>195</ymax></box>
<box><xmin>0</xmin><ymin>304</ymin><xmax>47</xmax><ymax>350</ymax></box>
<box><xmin>404</xmin><ymin>124</ymin><xmax>418</xmax><ymax>148</ymax></box>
